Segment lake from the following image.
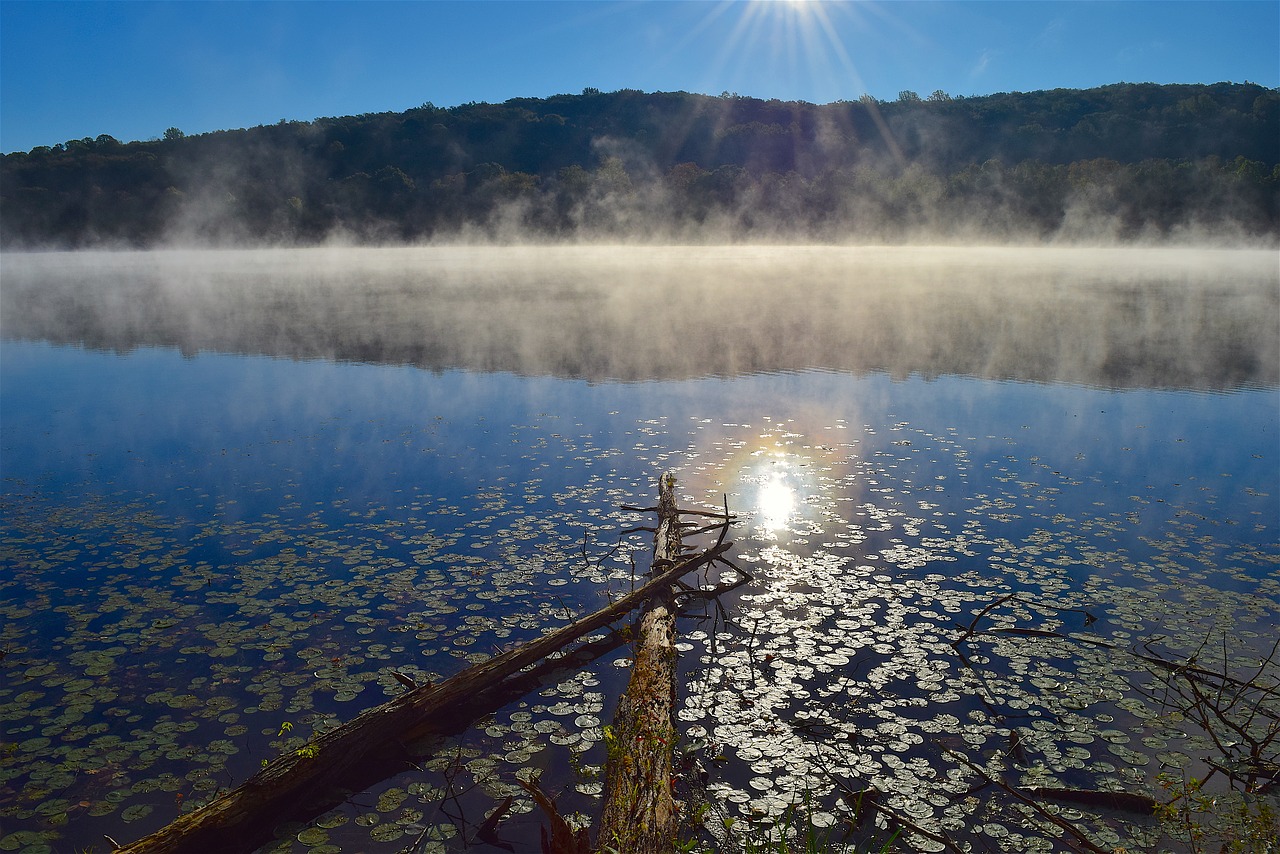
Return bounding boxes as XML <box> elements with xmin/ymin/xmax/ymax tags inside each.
<box><xmin>1</xmin><ymin>246</ymin><xmax>1277</xmax><ymax>853</ymax></box>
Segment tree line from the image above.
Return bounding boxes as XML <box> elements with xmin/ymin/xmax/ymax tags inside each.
<box><xmin>2</xmin><ymin>82</ymin><xmax>1277</xmax><ymax>246</ymax></box>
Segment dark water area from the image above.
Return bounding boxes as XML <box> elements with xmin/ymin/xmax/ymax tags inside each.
<box><xmin>1</xmin><ymin>247</ymin><xmax>1277</xmax><ymax>853</ymax></box>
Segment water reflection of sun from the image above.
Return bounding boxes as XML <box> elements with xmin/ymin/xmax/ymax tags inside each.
<box><xmin>735</xmin><ymin>448</ymin><xmax>821</xmax><ymax>538</ymax></box>
<box><xmin>757</xmin><ymin>467</ymin><xmax>797</xmax><ymax>531</ymax></box>
<box><xmin>673</xmin><ymin>407</ymin><xmax>869</xmax><ymax>543</ymax></box>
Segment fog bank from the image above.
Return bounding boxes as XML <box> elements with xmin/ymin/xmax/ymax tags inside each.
<box><xmin>3</xmin><ymin>246</ymin><xmax>1276</xmax><ymax>391</ymax></box>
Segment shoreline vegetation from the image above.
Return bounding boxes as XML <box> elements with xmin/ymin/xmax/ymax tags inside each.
<box><xmin>2</xmin><ymin>82</ymin><xmax>1277</xmax><ymax>248</ymax></box>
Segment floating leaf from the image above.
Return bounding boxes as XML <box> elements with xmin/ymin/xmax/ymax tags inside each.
<box><xmin>375</xmin><ymin>787</ymin><xmax>407</xmax><ymax>813</ymax></box>
<box><xmin>296</xmin><ymin>827</ymin><xmax>328</xmax><ymax>845</ymax></box>
<box><xmin>121</xmin><ymin>804</ymin><xmax>153</xmax><ymax>822</ymax></box>
<box><xmin>370</xmin><ymin>824</ymin><xmax>403</xmax><ymax>842</ymax></box>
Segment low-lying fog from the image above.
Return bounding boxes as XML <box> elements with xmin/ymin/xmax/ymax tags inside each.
<box><xmin>2</xmin><ymin>245</ymin><xmax>1277</xmax><ymax>390</ymax></box>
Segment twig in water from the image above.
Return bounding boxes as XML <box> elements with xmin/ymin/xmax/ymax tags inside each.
<box><xmin>943</xmin><ymin>747</ymin><xmax>1113</xmax><ymax>854</ymax></box>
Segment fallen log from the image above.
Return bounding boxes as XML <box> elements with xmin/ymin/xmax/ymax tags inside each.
<box><xmin>1021</xmin><ymin>787</ymin><xmax>1158</xmax><ymax>815</ymax></box>
<box><xmin>595</xmin><ymin>473</ymin><xmax>691</xmax><ymax>854</ymax></box>
<box><xmin>114</xmin><ymin>529</ymin><xmax>732</xmax><ymax>854</ymax></box>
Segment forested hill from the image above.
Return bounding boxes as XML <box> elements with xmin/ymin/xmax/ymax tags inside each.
<box><xmin>3</xmin><ymin>82</ymin><xmax>1277</xmax><ymax>246</ymax></box>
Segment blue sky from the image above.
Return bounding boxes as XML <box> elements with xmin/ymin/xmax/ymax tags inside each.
<box><xmin>2</xmin><ymin>0</ymin><xmax>1277</xmax><ymax>153</ymax></box>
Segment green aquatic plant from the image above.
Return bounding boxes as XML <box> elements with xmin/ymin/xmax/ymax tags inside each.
<box><xmin>1156</xmin><ymin>772</ymin><xmax>1280</xmax><ymax>853</ymax></box>
<box><xmin>740</xmin><ymin>797</ymin><xmax>832</xmax><ymax>854</ymax></box>
<box><xmin>1141</xmin><ymin>631</ymin><xmax>1280</xmax><ymax>852</ymax></box>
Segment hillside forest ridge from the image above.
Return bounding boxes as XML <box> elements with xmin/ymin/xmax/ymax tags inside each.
<box><xmin>2</xmin><ymin>82</ymin><xmax>1277</xmax><ymax>247</ymax></box>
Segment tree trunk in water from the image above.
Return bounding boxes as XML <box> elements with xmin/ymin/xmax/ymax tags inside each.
<box><xmin>114</xmin><ymin>527</ymin><xmax>730</xmax><ymax>854</ymax></box>
<box><xmin>596</xmin><ymin>474</ymin><xmax>683</xmax><ymax>854</ymax></box>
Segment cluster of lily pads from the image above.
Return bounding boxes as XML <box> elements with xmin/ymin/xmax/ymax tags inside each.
<box><xmin>0</xmin><ymin>465</ymin><xmax>642</xmax><ymax>854</ymax></box>
<box><xmin>675</xmin><ymin>413</ymin><xmax>1277</xmax><ymax>852</ymax></box>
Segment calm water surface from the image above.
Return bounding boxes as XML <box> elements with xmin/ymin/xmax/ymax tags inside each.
<box><xmin>1</xmin><ymin>247</ymin><xmax>1277</xmax><ymax>853</ymax></box>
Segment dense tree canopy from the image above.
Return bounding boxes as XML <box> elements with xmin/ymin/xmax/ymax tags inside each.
<box><xmin>2</xmin><ymin>82</ymin><xmax>1277</xmax><ymax>246</ymax></box>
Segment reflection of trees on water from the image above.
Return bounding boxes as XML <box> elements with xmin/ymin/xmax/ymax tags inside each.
<box><xmin>3</xmin><ymin>247</ymin><xmax>1276</xmax><ymax>391</ymax></box>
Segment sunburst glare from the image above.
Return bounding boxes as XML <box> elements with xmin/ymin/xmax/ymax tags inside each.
<box><xmin>669</xmin><ymin>0</ymin><xmax>909</xmax><ymax>161</ymax></box>
<box><xmin>697</xmin><ymin>0</ymin><xmax>897</xmax><ymax>100</ymax></box>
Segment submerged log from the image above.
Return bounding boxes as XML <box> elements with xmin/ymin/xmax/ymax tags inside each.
<box><xmin>596</xmin><ymin>473</ymin><xmax>687</xmax><ymax>854</ymax></box>
<box><xmin>115</xmin><ymin>529</ymin><xmax>731</xmax><ymax>854</ymax></box>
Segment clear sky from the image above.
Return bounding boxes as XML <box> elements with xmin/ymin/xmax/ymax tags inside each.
<box><xmin>2</xmin><ymin>0</ymin><xmax>1277</xmax><ymax>153</ymax></box>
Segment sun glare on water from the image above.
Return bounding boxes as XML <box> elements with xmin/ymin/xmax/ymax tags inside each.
<box><xmin>758</xmin><ymin>470</ymin><xmax>797</xmax><ymax>531</ymax></box>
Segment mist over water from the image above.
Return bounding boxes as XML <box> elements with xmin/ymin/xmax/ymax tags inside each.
<box><xmin>1</xmin><ymin>245</ymin><xmax>1277</xmax><ymax>852</ymax></box>
<box><xmin>3</xmin><ymin>245</ymin><xmax>1276</xmax><ymax>390</ymax></box>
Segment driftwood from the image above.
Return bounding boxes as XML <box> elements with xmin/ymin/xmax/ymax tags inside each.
<box><xmin>115</xmin><ymin>526</ymin><xmax>732</xmax><ymax>854</ymax></box>
<box><xmin>595</xmin><ymin>474</ymin><xmax>695</xmax><ymax>854</ymax></box>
